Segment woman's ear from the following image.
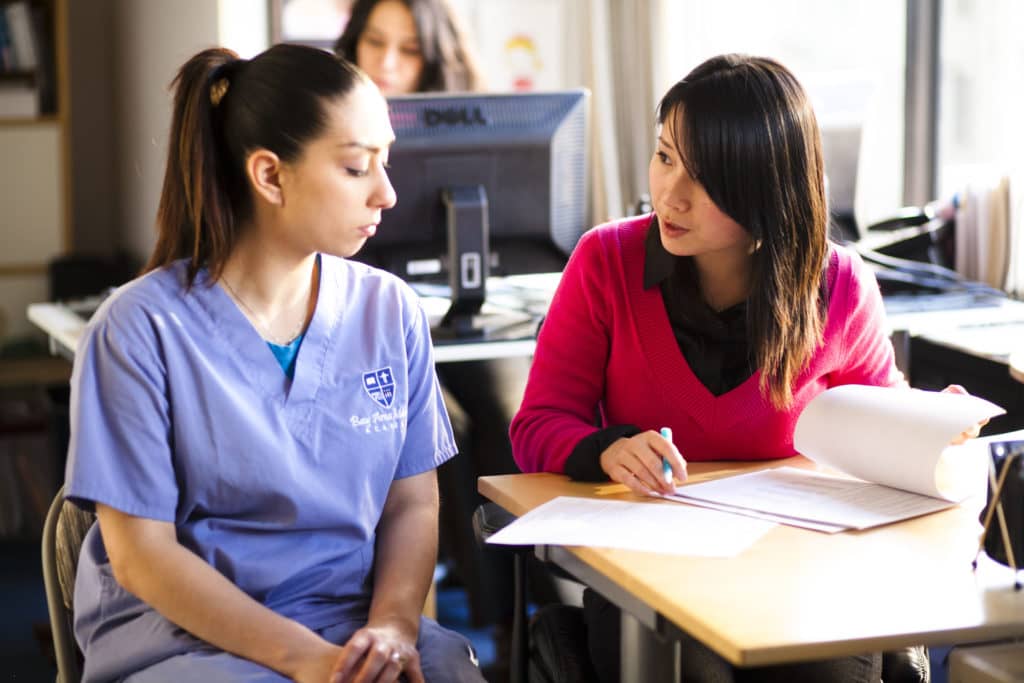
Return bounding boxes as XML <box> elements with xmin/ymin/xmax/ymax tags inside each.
<box><xmin>246</xmin><ymin>149</ymin><xmax>283</xmax><ymax>206</ymax></box>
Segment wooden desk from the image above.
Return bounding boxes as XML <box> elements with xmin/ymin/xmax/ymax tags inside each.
<box><xmin>479</xmin><ymin>460</ymin><xmax>1024</xmax><ymax>677</ymax></box>
<box><xmin>27</xmin><ymin>303</ymin><xmax>85</xmax><ymax>363</ymax></box>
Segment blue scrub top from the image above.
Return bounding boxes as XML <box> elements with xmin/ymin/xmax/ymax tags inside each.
<box><xmin>64</xmin><ymin>255</ymin><xmax>456</xmax><ymax>682</ymax></box>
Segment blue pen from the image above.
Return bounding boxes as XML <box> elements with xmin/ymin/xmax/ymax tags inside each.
<box><xmin>660</xmin><ymin>427</ymin><xmax>673</xmax><ymax>486</ymax></box>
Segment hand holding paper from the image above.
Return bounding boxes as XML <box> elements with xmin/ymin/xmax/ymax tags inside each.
<box><xmin>941</xmin><ymin>384</ymin><xmax>989</xmax><ymax>444</ymax></box>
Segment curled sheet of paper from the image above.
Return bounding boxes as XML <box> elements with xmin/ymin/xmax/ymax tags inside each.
<box><xmin>664</xmin><ymin>386</ymin><xmax>1006</xmax><ymax>532</ymax></box>
<box><xmin>794</xmin><ymin>385</ymin><xmax>1004</xmax><ymax>501</ymax></box>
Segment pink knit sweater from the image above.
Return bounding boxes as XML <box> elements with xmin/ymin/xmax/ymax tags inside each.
<box><xmin>510</xmin><ymin>214</ymin><xmax>902</xmax><ymax>473</ymax></box>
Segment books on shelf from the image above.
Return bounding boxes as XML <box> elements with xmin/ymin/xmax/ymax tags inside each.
<box><xmin>0</xmin><ymin>1</ymin><xmax>56</xmax><ymax>118</ymax></box>
<box><xmin>663</xmin><ymin>385</ymin><xmax>1006</xmax><ymax>532</ymax></box>
<box><xmin>4</xmin><ymin>2</ymin><xmax>38</xmax><ymax>71</ymax></box>
<box><xmin>0</xmin><ymin>8</ymin><xmax>11</xmax><ymax>70</ymax></box>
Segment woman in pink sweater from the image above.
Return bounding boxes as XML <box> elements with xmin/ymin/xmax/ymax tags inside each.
<box><xmin>510</xmin><ymin>54</ymin><xmax>923</xmax><ymax>682</ymax></box>
<box><xmin>511</xmin><ymin>54</ymin><xmax>902</xmax><ymax>492</ymax></box>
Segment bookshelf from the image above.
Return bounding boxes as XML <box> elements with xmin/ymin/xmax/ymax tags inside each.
<box><xmin>0</xmin><ymin>0</ymin><xmax>69</xmax><ymax>342</ymax></box>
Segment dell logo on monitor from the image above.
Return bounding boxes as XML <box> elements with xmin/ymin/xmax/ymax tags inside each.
<box><xmin>423</xmin><ymin>107</ymin><xmax>489</xmax><ymax>127</ymax></box>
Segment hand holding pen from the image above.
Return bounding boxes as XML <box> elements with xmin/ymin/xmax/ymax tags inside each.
<box><xmin>598</xmin><ymin>427</ymin><xmax>687</xmax><ymax>497</ymax></box>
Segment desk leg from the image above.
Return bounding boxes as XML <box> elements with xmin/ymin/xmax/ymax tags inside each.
<box><xmin>540</xmin><ymin>545</ymin><xmax>683</xmax><ymax>682</ymax></box>
<box><xmin>891</xmin><ymin>329</ymin><xmax>912</xmax><ymax>379</ymax></box>
<box><xmin>620</xmin><ymin>610</ymin><xmax>680</xmax><ymax>682</ymax></box>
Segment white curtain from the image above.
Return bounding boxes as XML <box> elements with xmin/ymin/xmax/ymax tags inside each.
<box><xmin>954</xmin><ymin>171</ymin><xmax>1013</xmax><ymax>291</ymax></box>
<box><xmin>1006</xmin><ymin>172</ymin><xmax>1024</xmax><ymax>298</ymax></box>
<box><xmin>565</xmin><ymin>0</ymin><xmax>660</xmax><ymax>224</ymax></box>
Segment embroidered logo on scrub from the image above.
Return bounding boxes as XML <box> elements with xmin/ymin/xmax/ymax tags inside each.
<box><xmin>362</xmin><ymin>367</ymin><xmax>396</xmax><ymax>408</ymax></box>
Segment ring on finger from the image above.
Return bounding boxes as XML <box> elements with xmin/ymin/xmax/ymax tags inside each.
<box><xmin>390</xmin><ymin>651</ymin><xmax>407</xmax><ymax>667</ymax></box>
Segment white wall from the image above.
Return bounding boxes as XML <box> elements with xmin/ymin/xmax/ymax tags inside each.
<box><xmin>0</xmin><ymin>274</ymin><xmax>49</xmax><ymax>342</ymax></box>
<box><xmin>113</xmin><ymin>0</ymin><xmax>221</xmax><ymax>261</ymax></box>
<box><xmin>219</xmin><ymin>0</ymin><xmax>271</xmax><ymax>59</ymax></box>
<box><xmin>67</xmin><ymin>0</ymin><xmax>269</xmax><ymax>264</ymax></box>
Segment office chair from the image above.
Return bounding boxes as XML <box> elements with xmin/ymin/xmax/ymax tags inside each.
<box><xmin>41</xmin><ymin>484</ymin><xmax>93</xmax><ymax>683</ymax></box>
<box><xmin>473</xmin><ymin>502</ymin><xmax>596</xmax><ymax>683</ymax></box>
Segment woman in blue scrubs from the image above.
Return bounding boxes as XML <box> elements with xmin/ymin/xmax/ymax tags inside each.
<box><xmin>64</xmin><ymin>44</ymin><xmax>483</xmax><ymax>683</ymax></box>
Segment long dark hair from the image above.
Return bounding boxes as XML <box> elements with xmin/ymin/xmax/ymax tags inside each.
<box><xmin>334</xmin><ymin>0</ymin><xmax>483</xmax><ymax>92</ymax></box>
<box><xmin>657</xmin><ymin>54</ymin><xmax>829</xmax><ymax>409</ymax></box>
<box><xmin>146</xmin><ymin>44</ymin><xmax>368</xmax><ymax>285</ymax></box>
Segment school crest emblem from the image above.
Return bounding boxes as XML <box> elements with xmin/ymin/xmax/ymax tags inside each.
<box><xmin>362</xmin><ymin>367</ymin><xmax>396</xmax><ymax>408</ymax></box>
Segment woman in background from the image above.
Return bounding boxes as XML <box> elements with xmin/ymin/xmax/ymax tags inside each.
<box><xmin>334</xmin><ymin>0</ymin><xmax>483</xmax><ymax>95</ymax></box>
<box><xmin>64</xmin><ymin>43</ymin><xmax>483</xmax><ymax>682</ymax></box>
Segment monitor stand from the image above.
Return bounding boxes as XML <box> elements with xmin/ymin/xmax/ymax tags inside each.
<box><xmin>431</xmin><ymin>186</ymin><xmax>540</xmax><ymax>343</ymax></box>
<box><xmin>435</xmin><ymin>185</ymin><xmax>491</xmax><ymax>340</ymax></box>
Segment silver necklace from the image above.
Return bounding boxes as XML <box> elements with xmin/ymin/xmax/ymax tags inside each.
<box><xmin>220</xmin><ymin>277</ymin><xmax>308</xmax><ymax>345</ymax></box>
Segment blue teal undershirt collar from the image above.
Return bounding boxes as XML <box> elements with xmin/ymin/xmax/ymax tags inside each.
<box><xmin>267</xmin><ymin>334</ymin><xmax>304</xmax><ymax>379</ymax></box>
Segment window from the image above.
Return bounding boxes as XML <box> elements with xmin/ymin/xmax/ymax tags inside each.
<box><xmin>655</xmin><ymin>1</ymin><xmax>907</xmax><ymax>229</ymax></box>
<box><xmin>270</xmin><ymin>0</ymin><xmax>351</xmax><ymax>49</ymax></box>
<box><xmin>938</xmin><ymin>0</ymin><xmax>1024</xmax><ymax>197</ymax></box>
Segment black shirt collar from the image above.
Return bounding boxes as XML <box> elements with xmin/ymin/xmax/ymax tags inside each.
<box><xmin>643</xmin><ymin>213</ymin><xmax>748</xmax><ymax>321</ymax></box>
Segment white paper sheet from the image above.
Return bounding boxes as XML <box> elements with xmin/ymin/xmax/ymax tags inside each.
<box><xmin>660</xmin><ymin>386</ymin><xmax>1006</xmax><ymax>532</ymax></box>
<box><xmin>670</xmin><ymin>467</ymin><xmax>956</xmax><ymax>530</ymax></box>
<box><xmin>486</xmin><ymin>496</ymin><xmax>775</xmax><ymax>557</ymax></box>
<box><xmin>658</xmin><ymin>490</ymin><xmax>847</xmax><ymax>533</ymax></box>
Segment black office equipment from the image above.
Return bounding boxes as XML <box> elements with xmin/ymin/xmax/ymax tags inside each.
<box><xmin>856</xmin><ymin>208</ymin><xmax>961</xmax><ymax>294</ymax></box>
<box><xmin>974</xmin><ymin>439</ymin><xmax>1024</xmax><ymax>590</ymax></box>
<box><xmin>353</xmin><ymin>89</ymin><xmax>591</xmax><ymax>339</ymax></box>
<box><xmin>47</xmin><ymin>252</ymin><xmax>138</xmax><ymax>303</ymax></box>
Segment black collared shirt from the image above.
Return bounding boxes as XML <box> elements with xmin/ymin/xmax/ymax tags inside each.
<box><xmin>643</xmin><ymin>219</ymin><xmax>755</xmax><ymax>395</ymax></box>
<box><xmin>563</xmin><ymin>218</ymin><xmax>755</xmax><ymax>481</ymax></box>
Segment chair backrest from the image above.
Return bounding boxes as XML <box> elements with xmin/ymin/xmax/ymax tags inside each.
<box><xmin>41</xmin><ymin>484</ymin><xmax>95</xmax><ymax>683</ymax></box>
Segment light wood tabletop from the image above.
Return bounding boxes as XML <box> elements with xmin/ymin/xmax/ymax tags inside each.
<box><xmin>479</xmin><ymin>458</ymin><xmax>1024</xmax><ymax>667</ymax></box>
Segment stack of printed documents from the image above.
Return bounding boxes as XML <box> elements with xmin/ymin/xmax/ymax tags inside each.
<box><xmin>663</xmin><ymin>385</ymin><xmax>1005</xmax><ymax>532</ymax></box>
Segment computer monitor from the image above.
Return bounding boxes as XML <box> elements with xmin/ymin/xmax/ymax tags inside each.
<box><xmin>821</xmin><ymin>125</ymin><xmax>862</xmax><ymax>243</ymax></box>
<box><xmin>353</xmin><ymin>89</ymin><xmax>591</xmax><ymax>338</ymax></box>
